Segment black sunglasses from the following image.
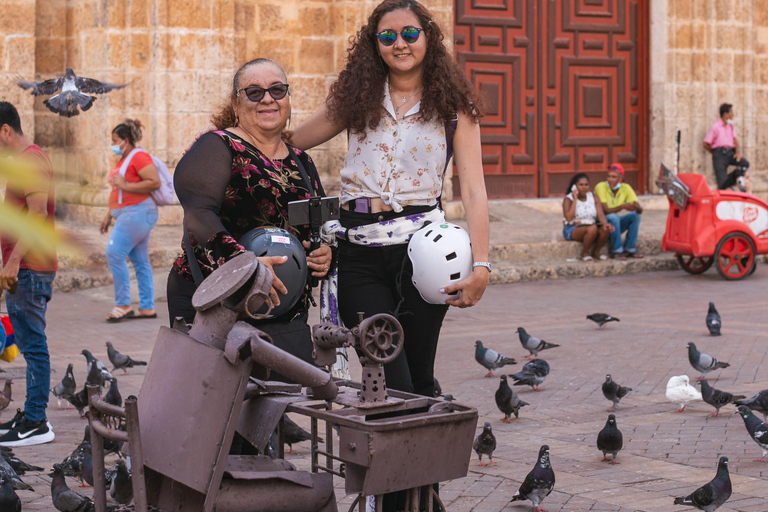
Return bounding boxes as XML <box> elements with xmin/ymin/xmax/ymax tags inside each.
<box><xmin>238</xmin><ymin>83</ymin><xmax>290</xmax><ymax>102</ymax></box>
<box><xmin>376</xmin><ymin>26</ymin><xmax>423</xmax><ymax>46</ymax></box>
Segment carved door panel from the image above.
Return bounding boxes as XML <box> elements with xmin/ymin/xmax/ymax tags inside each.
<box><xmin>454</xmin><ymin>0</ymin><xmax>647</xmax><ymax>199</ymax></box>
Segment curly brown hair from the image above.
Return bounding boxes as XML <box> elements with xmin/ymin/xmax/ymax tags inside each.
<box><xmin>211</xmin><ymin>58</ymin><xmax>288</xmax><ymax>130</ymax></box>
<box><xmin>327</xmin><ymin>0</ymin><xmax>485</xmax><ymax>134</ymax></box>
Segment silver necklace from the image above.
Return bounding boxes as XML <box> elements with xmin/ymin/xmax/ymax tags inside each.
<box><xmin>390</xmin><ymin>87</ymin><xmax>423</xmax><ymax>118</ymax></box>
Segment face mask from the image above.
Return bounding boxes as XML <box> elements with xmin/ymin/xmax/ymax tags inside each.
<box><xmin>726</xmin><ymin>119</ymin><xmax>733</xmax><ymax>125</ymax></box>
<box><xmin>111</xmin><ymin>143</ymin><xmax>123</xmax><ymax>156</ymax></box>
<box><xmin>611</xmin><ymin>182</ymin><xmax>621</xmax><ymax>191</ymax></box>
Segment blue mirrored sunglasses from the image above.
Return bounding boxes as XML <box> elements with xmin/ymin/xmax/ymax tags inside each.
<box><xmin>376</xmin><ymin>27</ymin><xmax>423</xmax><ymax>46</ymax></box>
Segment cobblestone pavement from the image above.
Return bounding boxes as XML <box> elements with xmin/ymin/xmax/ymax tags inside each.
<box><xmin>1</xmin><ymin>268</ymin><xmax>767</xmax><ymax>511</ymax></box>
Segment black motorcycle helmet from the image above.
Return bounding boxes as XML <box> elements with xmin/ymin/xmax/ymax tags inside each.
<box><xmin>239</xmin><ymin>227</ymin><xmax>308</xmax><ymax>318</ymax></box>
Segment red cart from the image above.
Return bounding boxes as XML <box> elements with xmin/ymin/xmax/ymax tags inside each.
<box><xmin>657</xmin><ymin>165</ymin><xmax>768</xmax><ymax>280</ymax></box>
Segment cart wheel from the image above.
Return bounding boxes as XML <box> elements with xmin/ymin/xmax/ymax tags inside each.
<box><xmin>714</xmin><ymin>232</ymin><xmax>756</xmax><ymax>280</ymax></box>
<box><xmin>676</xmin><ymin>254</ymin><xmax>714</xmax><ymax>274</ymax></box>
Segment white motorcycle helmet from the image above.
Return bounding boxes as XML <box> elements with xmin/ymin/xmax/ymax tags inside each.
<box><xmin>407</xmin><ymin>222</ymin><xmax>473</xmax><ymax>304</ymax></box>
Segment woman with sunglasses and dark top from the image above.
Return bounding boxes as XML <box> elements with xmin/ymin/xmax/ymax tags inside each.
<box><xmin>168</xmin><ymin>58</ymin><xmax>333</xmax><ymax>367</ymax></box>
<box><xmin>291</xmin><ymin>2</ymin><xmax>489</xmax><ymax>506</ymax></box>
<box><xmin>562</xmin><ymin>173</ymin><xmax>613</xmax><ymax>262</ymax></box>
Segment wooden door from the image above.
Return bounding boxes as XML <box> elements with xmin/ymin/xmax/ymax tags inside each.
<box><xmin>453</xmin><ymin>0</ymin><xmax>648</xmax><ymax>199</ymax></box>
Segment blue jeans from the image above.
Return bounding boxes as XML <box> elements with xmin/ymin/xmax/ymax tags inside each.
<box><xmin>106</xmin><ymin>198</ymin><xmax>158</xmax><ymax>310</ymax></box>
<box><xmin>606</xmin><ymin>212</ymin><xmax>641</xmax><ymax>254</ymax></box>
<box><xmin>6</xmin><ymin>270</ymin><xmax>55</xmax><ymax>423</ymax></box>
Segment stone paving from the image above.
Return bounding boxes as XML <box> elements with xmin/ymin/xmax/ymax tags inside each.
<box><xmin>1</xmin><ymin>267</ymin><xmax>767</xmax><ymax>511</ymax></box>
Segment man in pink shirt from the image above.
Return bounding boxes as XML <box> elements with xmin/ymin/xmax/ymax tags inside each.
<box><xmin>703</xmin><ymin>103</ymin><xmax>749</xmax><ymax>190</ymax></box>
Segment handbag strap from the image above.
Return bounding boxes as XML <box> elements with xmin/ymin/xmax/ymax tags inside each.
<box><xmin>117</xmin><ymin>148</ymin><xmax>142</xmax><ymax>205</ymax></box>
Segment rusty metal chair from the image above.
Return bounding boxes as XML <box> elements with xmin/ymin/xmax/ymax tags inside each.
<box><xmin>87</xmin><ymin>384</ymin><xmax>148</xmax><ymax>512</ymax></box>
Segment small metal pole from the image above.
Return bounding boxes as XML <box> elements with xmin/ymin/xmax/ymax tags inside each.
<box><xmin>125</xmin><ymin>397</ymin><xmax>148</xmax><ymax>512</ymax></box>
<box><xmin>375</xmin><ymin>494</ymin><xmax>384</xmax><ymax>512</ymax></box>
<box><xmin>325</xmin><ymin>400</ymin><xmax>333</xmax><ymax>472</ymax></box>
<box><xmin>409</xmin><ymin>487</ymin><xmax>419</xmax><ymax>511</ymax></box>
<box><xmin>87</xmin><ymin>385</ymin><xmax>107</xmax><ymax>512</ymax></box>
<box><xmin>311</xmin><ymin>416</ymin><xmax>319</xmax><ymax>472</ymax></box>
<box><xmin>278</xmin><ymin>415</ymin><xmax>285</xmax><ymax>459</ymax></box>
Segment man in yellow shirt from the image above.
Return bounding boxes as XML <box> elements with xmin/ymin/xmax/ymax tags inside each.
<box><xmin>593</xmin><ymin>163</ymin><xmax>644</xmax><ymax>260</ymax></box>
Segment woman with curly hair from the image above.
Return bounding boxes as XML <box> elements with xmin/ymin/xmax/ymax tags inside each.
<box><xmin>293</xmin><ymin>0</ymin><xmax>489</xmax><ymax>404</ymax></box>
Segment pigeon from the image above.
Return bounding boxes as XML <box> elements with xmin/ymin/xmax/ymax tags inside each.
<box><xmin>602</xmin><ymin>374</ymin><xmax>632</xmax><ymax>411</ymax></box>
<box><xmin>50</xmin><ymin>464</ymin><xmax>95</xmax><ymax>512</ymax></box>
<box><xmin>81</xmin><ymin>350</ymin><xmax>112</xmax><ymax>386</ymax></box>
<box><xmin>1</xmin><ymin>447</ymin><xmax>43</xmax><ymax>475</ymax></box>
<box><xmin>0</xmin><ymin>455</ymin><xmax>32</xmax><ymax>492</ymax></box>
<box><xmin>516</xmin><ymin>328</ymin><xmax>559</xmax><ymax>359</ymax></box>
<box><xmin>596</xmin><ymin>414</ymin><xmax>623</xmax><ymax>464</ymax></box>
<box><xmin>673</xmin><ymin>456</ymin><xmax>731</xmax><ymax>511</ymax></box>
<box><xmin>510</xmin><ymin>445</ymin><xmax>555</xmax><ymax>512</ymax></box>
<box><xmin>428</xmin><ymin>394</ymin><xmax>458</xmax><ymax>414</ymax></box>
<box><xmin>52</xmin><ymin>364</ymin><xmax>77</xmax><ymax>410</ymax></box>
<box><xmin>666</xmin><ymin>375</ymin><xmax>703</xmax><ymax>413</ymax></box>
<box><xmin>0</xmin><ymin>381</ymin><xmax>11</xmax><ymax>414</ymax></box>
<box><xmin>104</xmin><ymin>378</ymin><xmax>122</xmax><ymax>408</ymax></box>
<box><xmin>281</xmin><ymin>414</ymin><xmax>323</xmax><ymax>454</ymax></box>
<box><xmin>495</xmin><ymin>375</ymin><xmax>528</xmax><ymax>422</ymax></box>
<box><xmin>736</xmin><ymin>405</ymin><xmax>768</xmax><ymax>462</ymax></box>
<box><xmin>474</xmin><ymin>340</ymin><xmax>516</xmax><ymax>378</ymax></box>
<box><xmin>62</xmin><ymin>443</ymin><xmax>93</xmax><ymax>487</ymax></box>
<box><xmin>16</xmin><ymin>68</ymin><xmax>129</xmax><ymax>118</ymax></box>
<box><xmin>687</xmin><ymin>342</ymin><xmax>729</xmax><ymax>378</ymax></box>
<box><xmin>433</xmin><ymin>377</ymin><xmax>443</xmax><ymax>397</ymax></box>
<box><xmin>587</xmin><ymin>313</ymin><xmax>620</xmax><ymax>329</ymax></box>
<box><xmin>706</xmin><ymin>303</ymin><xmax>721</xmax><ymax>336</ymax></box>
<box><xmin>734</xmin><ymin>390</ymin><xmax>768</xmax><ymax>421</ymax></box>
<box><xmin>698</xmin><ymin>379</ymin><xmax>745</xmax><ymax>417</ymax></box>
<box><xmin>473</xmin><ymin>422</ymin><xmax>497</xmax><ymax>466</ymax></box>
<box><xmin>106</xmin><ymin>341</ymin><xmax>147</xmax><ymax>374</ymax></box>
<box><xmin>65</xmin><ymin>387</ymin><xmax>89</xmax><ymax>418</ymax></box>
<box><xmin>109</xmin><ymin>459</ymin><xmax>133</xmax><ymax>505</ymax></box>
<box><xmin>0</xmin><ymin>476</ymin><xmax>20</xmax><ymax>512</ymax></box>
<box><xmin>511</xmin><ymin>359</ymin><xmax>550</xmax><ymax>391</ymax></box>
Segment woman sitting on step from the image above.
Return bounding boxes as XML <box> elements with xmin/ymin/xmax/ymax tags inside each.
<box><xmin>562</xmin><ymin>173</ymin><xmax>613</xmax><ymax>262</ymax></box>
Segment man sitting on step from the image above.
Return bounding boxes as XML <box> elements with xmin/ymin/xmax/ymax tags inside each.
<box><xmin>593</xmin><ymin>163</ymin><xmax>644</xmax><ymax>260</ymax></box>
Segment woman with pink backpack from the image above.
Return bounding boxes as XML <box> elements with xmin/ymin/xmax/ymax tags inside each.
<box><xmin>100</xmin><ymin>119</ymin><xmax>162</xmax><ymax>322</ymax></box>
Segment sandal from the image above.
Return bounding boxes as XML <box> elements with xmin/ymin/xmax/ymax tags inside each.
<box><xmin>593</xmin><ymin>254</ymin><xmax>608</xmax><ymax>261</ymax></box>
<box><xmin>624</xmin><ymin>252</ymin><xmax>644</xmax><ymax>259</ymax></box>
<box><xmin>582</xmin><ymin>255</ymin><xmax>594</xmax><ymax>262</ymax></box>
<box><xmin>611</xmin><ymin>253</ymin><xmax>627</xmax><ymax>260</ymax></box>
<box><xmin>106</xmin><ymin>307</ymin><xmax>135</xmax><ymax>323</ymax></box>
<box><xmin>130</xmin><ymin>312</ymin><xmax>158</xmax><ymax>320</ymax></box>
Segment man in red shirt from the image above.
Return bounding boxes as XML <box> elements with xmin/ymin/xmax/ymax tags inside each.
<box><xmin>703</xmin><ymin>103</ymin><xmax>750</xmax><ymax>190</ymax></box>
<box><xmin>0</xmin><ymin>102</ymin><xmax>56</xmax><ymax>446</ymax></box>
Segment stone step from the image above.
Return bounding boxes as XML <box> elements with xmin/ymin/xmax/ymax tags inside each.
<box><xmin>489</xmin><ymin>236</ymin><xmax>661</xmax><ymax>264</ymax></box>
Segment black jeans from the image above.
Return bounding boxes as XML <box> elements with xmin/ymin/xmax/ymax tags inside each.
<box><xmin>712</xmin><ymin>147</ymin><xmax>749</xmax><ymax>189</ymax></box>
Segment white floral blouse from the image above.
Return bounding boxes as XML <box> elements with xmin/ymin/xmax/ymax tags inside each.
<box><xmin>339</xmin><ymin>83</ymin><xmax>449</xmax><ymax>213</ymax></box>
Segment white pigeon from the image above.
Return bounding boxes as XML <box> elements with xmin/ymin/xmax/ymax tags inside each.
<box><xmin>666</xmin><ymin>375</ymin><xmax>702</xmax><ymax>413</ymax></box>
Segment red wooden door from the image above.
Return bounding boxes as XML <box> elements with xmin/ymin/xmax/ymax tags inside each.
<box><xmin>453</xmin><ymin>0</ymin><xmax>648</xmax><ymax>199</ymax></box>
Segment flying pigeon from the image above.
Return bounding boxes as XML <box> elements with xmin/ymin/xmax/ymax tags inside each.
<box><xmin>734</xmin><ymin>390</ymin><xmax>768</xmax><ymax>421</ymax></box>
<box><xmin>17</xmin><ymin>67</ymin><xmax>130</xmax><ymax>118</ymax></box>
<box><xmin>706</xmin><ymin>303</ymin><xmax>721</xmax><ymax>336</ymax></box>
<box><xmin>0</xmin><ymin>380</ymin><xmax>11</xmax><ymax>414</ymax></box>
<box><xmin>110</xmin><ymin>459</ymin><xmax>133</xmax><ymax>505</ymax></box>
<box><xmin>698</xmin><ymin>379</ymin><xmax>745</xmax><ymax>417</ymax></box>
<box><xmin>673</xmin><ymin>456</ymin><xmax>731</xmax><ymax>511</ymax></box>
<box><xmin>736</xmin><ymin>405</ymin><xmax>768</xmax><ymax>462</ymax></box>
<box><xmin>50</xmin><ymin>463</ymin><xmax>95</xmax><ymax>512</ymax></box>
<box><xmin>687</xmin><ymin>342</ymin><xmax>729</xmax><ymax>378</ymax></box>
<box><xmin>0</xmin><ymin>476</ymin><xmax>20</xmax><ymax>512</ymax></box>
<box><xmin>510</xmin><ymin>445</ymin><xmax>555</xmax><ymax>512</ymax></box>
<box><xmin>106</xmin><ymin>341</ymin><xmax>147</xmax><ymax>374</ymax></box>
<box><xmin>511</xmin><ymin>359</ymin><xmax>550</xmax><ymax>391</ymax></box>
<box><xmin>104</xmin><ymin>378</ymin><xmax>122</xmax><ymax>408</ymax></box>
<box><xmin>473</xmin><ymin>422</ymin><xmax>497</xmax><ymax>466</ymax></box>
<box><xmin>597</xmin><ymin>414</ymin><xmax>623</xmax><ymax>464</ymax></box>
<box><xmin>516</xmin><ymin>327</ymin><xmax>559</xmax><ymax>359</ymax></box>
<box><xmin>495</xmin><ymin>375</ymin><xmax>529</xmax><ymax>422</ymax></box>
<box><xmin>587</xmin><ymin>313</ymin><xmax>620</xmax><ymax>329</ymax></box>
<box><xmin>475</xmin><ymin>340</ymin><xmax>516</xmax><ymax>378</ymax></box>
<box><xmin>602</xmin><ymin>374</ymin><xmax>632</xmax><ymax>411</ymax></box>
<box><xmin>281</xmin><ymin>414</ymin><xmax>323</xmax><ymax>454</ymax></box>
<box><xmin>666</xmin><ymin>375</ymin><xmax>703</xmax><ymax>413</ymax></box>
<box><xmin>52</xmin><ymin>363</ymin><xmax>77</xmax><ymax>410</ymax></box>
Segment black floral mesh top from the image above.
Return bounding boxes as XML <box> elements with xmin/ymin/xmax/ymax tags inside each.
<box><xmin>172</xmin><ymin>130</ymin><xmax>323</xmax><ymax>292</ymax></box>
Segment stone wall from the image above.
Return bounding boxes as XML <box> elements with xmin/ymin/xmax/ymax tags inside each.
<box><xmin>1</xmin><ymin>0</ymin><xmax>453</xmax><ymax>220</ymax></box>
<box><xmin>650</xmin><ymin>0</ymin><xmax>768</xmax><ymax>197</ymax></box>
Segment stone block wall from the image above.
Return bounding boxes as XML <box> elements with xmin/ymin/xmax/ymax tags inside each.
<box><xmin>1</xmin><ymin>0</ymin><xmax>453</xmax><ymax>218</ymax></box>
<box><xmin>650</xmin><ymin>0</ymin><xmax>768</xmax><ymax>197</ymax></box>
